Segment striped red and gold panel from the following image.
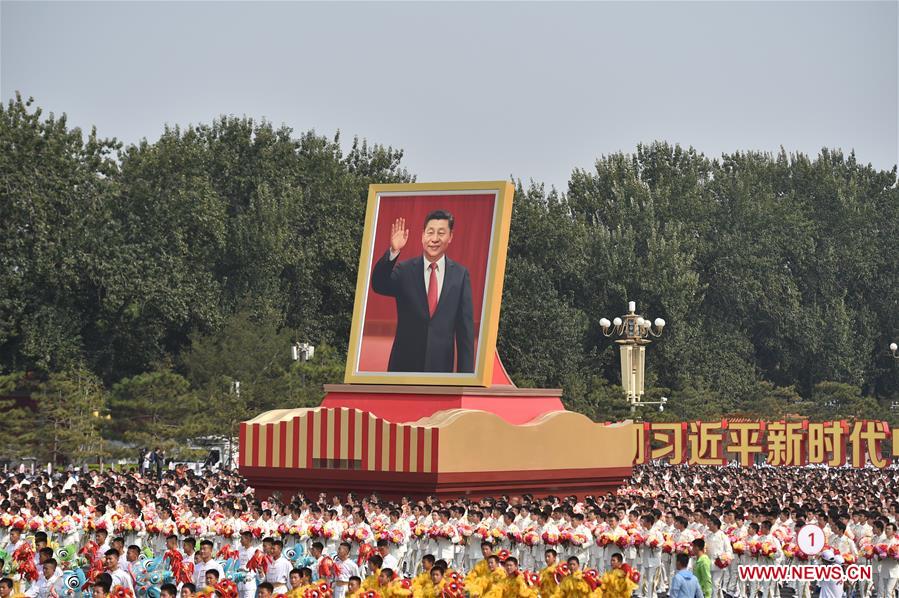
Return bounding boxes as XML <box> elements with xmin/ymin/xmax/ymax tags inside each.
<box><xmin>239</xmin><ymin>408</ymin><xmax>439</xmax><ymax>474</ymax></box>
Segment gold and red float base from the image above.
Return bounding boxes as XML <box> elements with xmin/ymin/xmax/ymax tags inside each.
<box><xmin>239</xmin><ymin>354</ymin><xmax>636</xmax><ymax>500</ymax></box>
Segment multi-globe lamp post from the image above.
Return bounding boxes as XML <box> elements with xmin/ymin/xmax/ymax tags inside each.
<box><xmin>600</xmin><ymin>301</ymin><xmax>668</xmax><ymax>416</ymax></box>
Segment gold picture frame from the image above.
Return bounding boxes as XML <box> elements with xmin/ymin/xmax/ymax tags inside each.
<box><xmin>344</xmin><ymin>181</ymin><xmax>514</xmax><ymax>386</ymax></box>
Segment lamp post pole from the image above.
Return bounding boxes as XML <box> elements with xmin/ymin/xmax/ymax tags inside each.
<box><xmin>600</xmin><ymin>301</ymin><xmax>667</xmax><ymax>418</ymax></box>
<box><xmin>889</xmin><ymin>343</ymin><xmax>899</xmax><ymax>416</ymax></box>
<box><xmin>291</xmin><ymin>342</ymin><xmax>315</xmax><ymax>390</ymax></box>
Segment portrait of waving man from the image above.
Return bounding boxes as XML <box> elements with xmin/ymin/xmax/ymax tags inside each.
<box><xmin>371</xmin><ymin>209</ymin><xmax>475</xmax><ymax>373</ymax></box>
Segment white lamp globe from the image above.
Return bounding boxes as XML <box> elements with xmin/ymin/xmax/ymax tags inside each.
<box><xmin>655</xmin><ymin>318</ymin><xmax>666</xmax><ymax>328</ymax></box>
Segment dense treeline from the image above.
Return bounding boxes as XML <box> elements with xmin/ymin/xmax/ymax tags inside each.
<box><xmin>1</xmin><ymin>93</ymin><xmax>897</xmax><ymax>464</ymax></box>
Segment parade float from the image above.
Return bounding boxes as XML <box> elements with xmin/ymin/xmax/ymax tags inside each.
<box><xmin>240</xmin><ymin>182</ymin><xmax>636</xmax><ymax>499</ymax></box>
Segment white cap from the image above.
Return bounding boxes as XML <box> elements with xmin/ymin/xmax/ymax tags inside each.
<box><xmin>820</xmin><ymin>549</ymin><xmax>835</xmax><ymax>562</ymax></box>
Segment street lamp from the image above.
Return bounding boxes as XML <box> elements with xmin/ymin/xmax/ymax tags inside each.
<box><xmin>291</xmin><ymin>342</ymin><xmax>315</xmax><ymax>363</ymax></box>
<box><xmin>600</xmin><ymin>301</ymin><xmax>666</xmax><ymax>415</ymax></box>
<box><xmin>291</xmin><ymin>342</ymin><xmax>315</xmax><ymax>388</ymax></box>
<box><xmin>890</xmin><ymin>342</ymin><xmax>898</xmax><ymax>360</ymax></box>
<box><xmin>91</xmin><ymin>410</ymin><xmax>111</xmax><ymax>472</ymax></box>
<box><xmin>224</xmin><ymin>380</ymin><xmax>242</xmax><ymax>468</ymax></box>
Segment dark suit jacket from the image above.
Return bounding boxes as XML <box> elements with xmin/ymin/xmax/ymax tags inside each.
<box><xmin>370</xmin><ymin>249</ymin><xmax>474</xmax><ymax>373</ymax></box>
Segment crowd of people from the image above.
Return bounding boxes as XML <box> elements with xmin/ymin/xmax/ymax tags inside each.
<box><xmin>1</xmin><ymin>464</ymin><xmax>898</xmax><ymax>598</ymax></box>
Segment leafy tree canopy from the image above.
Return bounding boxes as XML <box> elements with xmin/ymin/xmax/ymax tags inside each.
<box><xmin>2</xmin><ymin>94</ymin><xmax>898</xmax><ymax>464</ymax></box>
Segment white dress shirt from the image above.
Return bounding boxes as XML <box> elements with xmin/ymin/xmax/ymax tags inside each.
<box><xmin>819</xmin><ymin>576</ymin><xmax>844</xmax><ymax>598</ymax></box>
<box><xmin>333</xmin><ymin>557</ymin><xmax>360</xmax><ymax>598</ymax></box>
<box><xmin>706</xmin><ymin>530</ymin><xmax>732</xmax><ymax>560</ymax></box>
<box><xmin>237</xmin><ymin>544</ymin><xmax>260</xmax><ymax>589</ymax></box>
<box><xmin>110</xmin><ymin>568</ymin><xmax>134</xmax><ymax>591</ymax></box>
<box><xmin>423</xmin><ymin>255</ymin><xmax>446</xmax><ymax>300</ymax></box>
<box><xmin>194</xmin><ymin>558</ymin><xmax>224</xmax><ymax>588</ymax></box>
<box><xmin>4</xmin><ymin>539</ymin><xmax>24</xmax><ymax>555</ymax></box>
<box><xmin>643</xmin><ymin>522</ymin><xmax>665</xmax><ymax>568</ymax></box>
<box><xmin>26</xmin><ymin>568</ymin><xmax>61</xmax><ymax>598</ymax></box>
<box><xmin>387</xmin><ymin>251</ymin><xmax>446</xmax><ymax>301</ymax></box>
<box><xmin>265</xmin><ymin>556</ymin><xmax>291</xmax><ymax>594</ymax></box>
<box><xmin>381</xmin><ymin>553</ymin><xmax>399</xmax><ymax>573</ymax></box>
<box><xmin>882</xmin><ymin>536</ymin><xmax>899</xmax><ymax>579</ymax></box>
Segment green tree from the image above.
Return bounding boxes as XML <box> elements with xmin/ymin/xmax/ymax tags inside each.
<box><xmin>179</xmin><ymin>311</ymin><xmax>294</xmax><ymax>399</ymax></box>
<box><xmin>284</xmin><ymin>343</ymin><xmax>346</xmax><ymax>408</ymax></box>
<box><xmin>807</xmin><ymin>381</ymin><xmax>882</xmax><ymax>421</ymax></box>
<box><xmin>567</xmin><ymin>143</ymin><xmax>710</xmax><ymax>393</ymax></box>
<box><xmin>731</xmin><ymin>381</ymin><xmax>804</xmax><ymax>420</ymax></box>
<box><xmin>0</xmin><ymin>372</ymin><xmax>37</xmax><ymax>460</ymax></box>
<box><xmin>499</xmin><ymin>259</ymin><xmax>589</xmax><ymax>388</ymax></box>
<box><xmin>662</xmin><ymin>380</ymin><xmax>727</xmax><ymax>423</ymax></box>
<box><xmin>178</xmin><ymin>312</ymin><xmax>344</xmax><ymax>439</ymax></box>
<box><xmin>108</xmin><ymin>370</ymin><xmax>204</xmax><ymax>450</ymax></box>
<box><xmin>30</xmin><ymin>368</ymin><xmax>107</xmax><ymax>466</ymax></box>
<box><xmin>499</xmin><ymin>181</ymin><xmax>590</xmax><ymax>387</ymax></box>
<box><xmin>5</xmin><ymin>94</ymin><xmax>899</xmax><ymax>430</ymax></box>
<box><xmin>563</xmin><ymin>376</ymin><xmax>634</xmax><ymax>422</ymax></box>
<box><xmin>0</xmin><ymin>93</ymin><xmax>119</xmax><ymax>374</ymax></box>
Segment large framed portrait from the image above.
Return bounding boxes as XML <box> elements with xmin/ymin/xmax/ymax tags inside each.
<box><xmin>344</xmin><ymin>181</ymin><xmax>514</xmax><ymax>386</ymax></box>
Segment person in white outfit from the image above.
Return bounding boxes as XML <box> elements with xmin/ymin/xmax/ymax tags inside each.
<box><xmin>818</xmin><ymin>550</ymin><xmax>845</xmax><ymax>598</ymax></box>
<box><xmin>377</xmin><ymin>541</ymin><xmax>399</xmax><ymax>573</ymax></box>
<box><xmin>669</xmin><ymin>516</ymin><xmax>692</xmax><ymax>586</ymax></box>
<box><xmin>570</xmin><ymin>513</ymin><xmax>592</xmax><ymax>568</ymax></box>
<box><xmin>3</xmin><ymin>528</ymin><xmax>24</xmax><ymax>556</ymax></box>
<box><xmin>236</xmin><ymin>531</ymin><xmax>260</xmax><ymax>598</ymax></box>
<box><xmin>758</xmin><ymin>520</ymin><xmax>783</xmax><ymax>598</ymax></box>
<box><xmin>322</xmin><ymin>510</ymin><xmax>343</xmax><ymax>557</ymax></box>
<box><xmin>706</xmin><ymin>516</ymin><xmax>733</xmax><ymax>598</ymax></box>
<box><xmin>265</xmin><ymin>540</ymin><xmax>291</xmax><ymax>595</ymax></box>
<box><xmin>386</xmin><ymin>510</ymin><xmax>408</xmax><ymax>573</ymax></box>
<box><xmin>725</xmin><ymin>510</ymin><xmax>747</xmax><ymax>598</ymax></box>
<box><xmin>25</xmin><ymin>559</ymin><xmax>60</xmax><ymax>598</ymax></box>
<box><xmin>641</xmin><ymin>514</ymin><xmax>665</xmax><ymax>598</ymax></box>
<box><xmin>193</xmin><ymin>541</ymin><xmax>224</xmax><ymax>590</ymax></box>
<box><xmin>880</xmin><ymin>523</ymin><xmax>899</xmax><ymax>598</ymax></box>
<box><xmin>104</xmin><ymin>549</ymin><xmax>134</xmax><ymax>591</ymax></box>
<box><xmin>433</xmin><ymin>510</ymin><xmax>456</xmax><ymax>564</ymax></box>
<box><xmin>332</xmin><ymin>543</ymin><xmax>360</xmax><ymax>598</ymax></box>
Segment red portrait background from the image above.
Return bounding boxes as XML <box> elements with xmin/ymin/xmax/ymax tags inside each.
<box><xmin>357</xmin><ymin>193</ymin><xmax>497</xmax><ymax>372</ymax></box>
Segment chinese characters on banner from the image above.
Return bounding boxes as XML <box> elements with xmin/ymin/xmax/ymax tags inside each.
<box><xmin>633</xmin><ymin>420</ymin><xmax>899</xmax><ymax>467</ymax></box>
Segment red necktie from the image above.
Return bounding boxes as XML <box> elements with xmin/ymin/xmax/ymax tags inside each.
<box><xmin>428</xmin><ymin>262</ymin><xmax>438</xmax><ymax>316</ymax></box>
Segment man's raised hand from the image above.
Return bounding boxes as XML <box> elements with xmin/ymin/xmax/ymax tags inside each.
<box><xmin>390</xmin><ymin>217</ymin><xmax>409</xmax><ymax>254</ymax></box>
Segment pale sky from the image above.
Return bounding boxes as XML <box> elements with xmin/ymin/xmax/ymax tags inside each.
<box><xmin>2</xmin><ymin>1</ymin><xmax>897</xmax><ymax>189</ymax></box>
